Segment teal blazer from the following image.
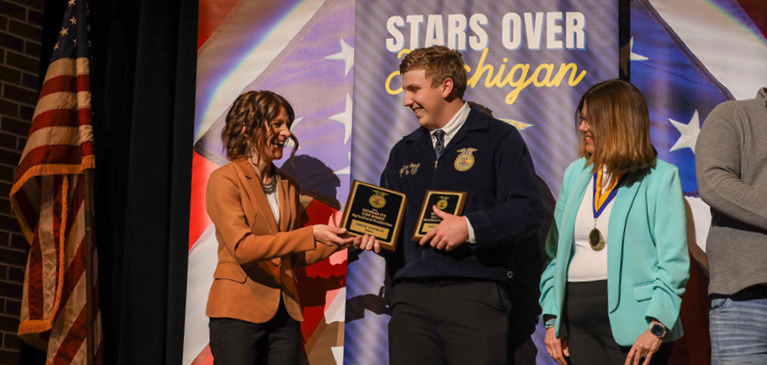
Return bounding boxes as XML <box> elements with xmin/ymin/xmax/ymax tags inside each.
<box><xmin>539</xmin><ymin>158</ymin><xmax>689</xmax><ymax>346</ymax></box>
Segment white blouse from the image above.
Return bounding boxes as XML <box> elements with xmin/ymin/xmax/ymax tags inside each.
<box><xmin>567</xmin><ymin>174</ymin><xmax>615</xmax><ymax>282</ymax></box>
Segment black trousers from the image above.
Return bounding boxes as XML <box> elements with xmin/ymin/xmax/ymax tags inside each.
<box><xmin>564</xmin><ymin>281</ymin><xmax>673</xmax><ymax>365</ymax></box>
<box><xmin>388</xmin><ymin>280</ymin><xmax>512</xmax><ymax>365</ymax></box>
<box><xmin>208</xmin><ymin>299</ymin><xmax>302</xmax><ymax>365</ymax></box>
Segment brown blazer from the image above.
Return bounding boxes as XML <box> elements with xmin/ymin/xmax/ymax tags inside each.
<box><xmin>205</xmin><ymin>158</ymin><xmax>337</xmax><ymax>324</ymax></box>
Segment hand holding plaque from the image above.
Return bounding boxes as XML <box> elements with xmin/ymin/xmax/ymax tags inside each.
<box><xmin>340</xmin><ymin>180</ymin><xmax>406</xmax><ymax>251</ymax></box>
<box><xmin>412</xmin><ymin>190</ymin><xmax>468</xmax><ymax>241</ymax></box>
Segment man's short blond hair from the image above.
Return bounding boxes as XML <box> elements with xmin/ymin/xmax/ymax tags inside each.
<box><xmin>399</xmin><ymin>46</ymin><xmax>467</xmax><ymax>99</ymax></box>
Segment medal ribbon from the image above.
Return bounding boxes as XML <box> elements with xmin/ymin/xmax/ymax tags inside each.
<box><xmin>593</xmin><ymin>169</ymin><xmax>621</xmax><ymax>218</ymax></box>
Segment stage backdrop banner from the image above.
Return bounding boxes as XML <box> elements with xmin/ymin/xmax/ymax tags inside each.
<box><xmin>629</xmin><ymin>0</ymin><xmax>767</xmax><ymax>363</ymax></box>
<box><xmin>183</xmin><ymin>0</ymin><xmax>355</xmax><ymax>364</ymax></box>
<box><xmin>346</xmin><ymin>1</ymin><xmax>619</xmax><ymax>364</ymax></box>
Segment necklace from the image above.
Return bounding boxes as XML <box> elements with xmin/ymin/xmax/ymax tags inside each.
<box><xmin>248</xmin><ymin>157</ymin><xmax>277</xmax><ymax>194</ymax></box>
<box><xmin>262</xmin><ymin>176</ymin><xmax>277</xmax><ymax>194</ymax></box>
<box><xmin>590</xmin><ymin>169</ymin><xmax>621</xmax><ymax>251</ymax></box>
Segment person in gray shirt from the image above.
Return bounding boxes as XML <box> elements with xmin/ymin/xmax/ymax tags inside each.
<box><xmin>696</xmin><ymin>87</ymin><xmax>767</xmax><ymax>365</ymax></box>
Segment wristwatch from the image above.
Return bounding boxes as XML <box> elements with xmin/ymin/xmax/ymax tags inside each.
<box><xmin>649</xmin><ymin>322</ymin><xmax>666</xmax><ymax>338</ymax></box>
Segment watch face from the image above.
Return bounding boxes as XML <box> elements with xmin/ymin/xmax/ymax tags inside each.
<box><xmin>650</xmin><ymin>324</ymin><xmax>665</xmax><ymax>337</ymax></box>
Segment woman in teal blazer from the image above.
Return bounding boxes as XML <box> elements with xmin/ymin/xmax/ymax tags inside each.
<box><xmin>539</xmin><ymin>80</ymin><xmax>689</xmax><ymax>365</ymax></box>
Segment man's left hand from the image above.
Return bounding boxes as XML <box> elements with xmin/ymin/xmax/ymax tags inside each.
<box><xmin>419</xmin><ymin>206</ymin><xmax>469</xmax><ymax>251</ymax></box>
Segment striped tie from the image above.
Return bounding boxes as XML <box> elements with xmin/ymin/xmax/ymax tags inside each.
<box><xmin>434</xmin><ymin>129</ymin><xmax>446</xmax><ymax>159</ymax></box>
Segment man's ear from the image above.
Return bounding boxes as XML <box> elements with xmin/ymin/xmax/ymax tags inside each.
<box><xmin>440</xmin><ymin>78</ymin><xmax>454</xmax><ymax>99</ymax></box>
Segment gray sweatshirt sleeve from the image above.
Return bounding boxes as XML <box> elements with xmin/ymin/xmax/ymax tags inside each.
<box><xmin>695</xmin><ymin>101</ymin><xmax>767</xmax><ymax>231</ymax></box>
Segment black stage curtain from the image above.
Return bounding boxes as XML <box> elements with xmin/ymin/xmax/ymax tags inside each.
<box><xmin>26</xmin><ymin>0</ymin><xmax>198</xmax><ymax>364</ymax></box>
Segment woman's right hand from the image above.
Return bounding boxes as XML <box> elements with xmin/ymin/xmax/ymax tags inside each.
<box><xmin>545</xmin><ymin>326</ymin><xmax>569</xmax><ymax>365</ymax></box>
<box><xmin>312</xmin><ymin>225</ymin><xmax>354</xmax><ymax>247</ymax></box>
<box><xmin>352</xmin><ymin>234</ymin><xmax>381</xmax><ymax>253</ymax></box>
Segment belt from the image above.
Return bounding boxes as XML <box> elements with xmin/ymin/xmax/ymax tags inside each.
<box><xmin>712</xmin><ymin>284</ymin><xmax>767</xmax><ymax>301</ymax></box>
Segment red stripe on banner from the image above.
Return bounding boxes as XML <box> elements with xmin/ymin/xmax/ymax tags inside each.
<box><xmin>738</xmin><ymin>0</ymin><xmax>767</xmax><ymax>39</ymax></box>
<box><xmin>80</xmin><ymin>142</ymin><xmax>94</xmax><ymax>159</ymax></box>
<box><xmin>188</xmin><ymin>151</ymin><xmax>218</xmax><ymax>249</ymax></box>
<box><xmin>78</xmin><ymin>108</ymin><xmax>92</xmax><ymax>127</ymax></box>
<box><xmin>197</xmin><ymin>0</ymin><xmax>240</xmax><ymax>48</ymax></box>
<box><xmin>38</xmin><ymin>74</ymin><xmax>91</xmax><ymax>100</ymax></box>
<box><xmin>302</xmin><ymin>200</ymin><xmax>345</xmax><ymax>279</ymax></box>
<box><xmin>66</xmin><ymin>177</ymin><xmax>84</xmax><ymax>231</ymax></box>
<box><xmin>191</xmin><ymin>345</ymin><xmax>212</xmax><ymax>365</ymax></box>
<box><xmin>26</xmin><ymin>233</ymin><xmax>44</xmax><ymax>320</ymax></box>
<box><xmin>12</xmin><ymin>179</ymin><xmax>40</xmax><ymax>237</ymax></box>
<box><xmin>54</xmin><ymin>178</ymin><xmax>85</xmax><ymax>318</ymax></box>
<box><xmin>77</xmin><ymin>74</ymin><xmax>90</xmax><ymax>94</ymax></box>
<box><xmin>51</xmin><ymin>304</ymin><xmax>87</xmax><ymax>365</ymax></box>
<box><xmin>39</xmin><ymin>75</ymin><xmax>77</xmax><ymax>99</ymax></box>
<box><xmin>29</xmin><ymin>109</ymin><xmax>80</xmax><ymax>135</ymax></box>
<box><xmin>53</xmin><ymin>174</ymin><xmax>64</xmax><ymax>271</ymax></box>
<box><xmin>55</xmin><ymin>234</ymin><xmax>85</xmax><ymax>321</ymax></box>
<box><xmin>16</xmin><ymin>145</ymin><xmax>85</xmax><ymax>181</ymax></box>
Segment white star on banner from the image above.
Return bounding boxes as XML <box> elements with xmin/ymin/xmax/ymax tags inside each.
<box><xmin>334</xmin><ymin>152</ymin><xmax>351</xmax><ymax>175</ymax></box>
<box><xmin>669</xmin><ymin>110</ymin><xmax>701</xmax><ymax>153</ymax></box>
<box><xmin>325</xmin><ymin>38</ymin><xmax>354</xmax><ymax>76</ymax></box>
<box><xmin>329</xmin><ymin>94</ymin><xmax>352</xmax><ymax>144</ymax></box>
<box><xmin>630</xmin><ymin>37</ymin><xmax>648</xmax><ymax>61</ymax></box>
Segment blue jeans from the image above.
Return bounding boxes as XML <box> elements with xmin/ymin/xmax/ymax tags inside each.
<box><xmin>710</xmin><ymin>297</ymin><xmax>767</xmax><ymax>365</ymax></box>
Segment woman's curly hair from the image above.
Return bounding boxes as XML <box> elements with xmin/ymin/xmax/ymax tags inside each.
<box><xmin>221</xmin><ymin>91</ymin><xmax>299</xmax><ymax>162</ymax></box>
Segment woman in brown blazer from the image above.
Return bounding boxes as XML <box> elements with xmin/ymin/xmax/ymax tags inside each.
<box><xmin>205</xmin><ymin>91</ymin><xmax>353</xmax><ymax>365</ymax></box>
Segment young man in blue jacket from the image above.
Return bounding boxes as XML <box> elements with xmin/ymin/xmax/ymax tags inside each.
<box><xmin>354</xmin><ymin>46</ymin><xmax>543</xmax><ymax>365</ymax></box>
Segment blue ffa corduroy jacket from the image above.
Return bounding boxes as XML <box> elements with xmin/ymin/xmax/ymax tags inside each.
<box><xmin>380</xmin><ymin>106</ymin><xmax>543</xmax><ymax>284</ymax></box>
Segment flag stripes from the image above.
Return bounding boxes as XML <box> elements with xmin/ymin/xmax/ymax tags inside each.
<box><xmin>9</xmin><ymin>0</ymin><xmax>101</xmax><ymax>363</ymax></box>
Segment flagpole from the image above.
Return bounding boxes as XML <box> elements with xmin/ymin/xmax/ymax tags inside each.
<box><xmin>83</xmin><ymin>168</ymin><xmax>96</xmax><ymax>365</ymax></box>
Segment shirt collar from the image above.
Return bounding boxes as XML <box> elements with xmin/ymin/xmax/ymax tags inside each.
<box><xmin>430</xmin><ymin>102</ymin><xmax>470</xmax><ymax>139</ymax></box>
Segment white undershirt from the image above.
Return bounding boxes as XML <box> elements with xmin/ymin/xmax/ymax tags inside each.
<box><xmin>567</xmin><ymin>175</ymin><xmax>614</xmax><ymax>282</ymax></box>
<box><xmin>265</xmin><ymin>181</ymin><xmax>280</xmax><ymax>227</ymax></box>
<box><xmin>428</xmin><ymin>102</ymin><xmax>478</xmax><ymax>243</ymax></box>
<box><xmin>429</xmin><ymin>102</ymin><xmax>470</xmax><ymax>149</ymax></box>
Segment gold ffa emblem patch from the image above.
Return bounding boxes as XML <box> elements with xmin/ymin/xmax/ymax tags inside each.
<box><xmin>454</xmin><ymin>148</ymin><xmax>477</xmax><ymax>172</ymax></box>
<box><xmin>369</xmin><ymin>190</ymin><xmax>387</xmax><ymax>208</ymax></box>
<box><xmin>436</xmin><ymin>196</ymin><xmax>449</xmax><ymax>210</ymax></box>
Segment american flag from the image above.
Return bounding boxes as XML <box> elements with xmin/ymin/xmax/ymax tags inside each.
<box><xmin>9</xmin><ymin>0</ymin><xmax>101</xmax><ymax>363</ymax></box>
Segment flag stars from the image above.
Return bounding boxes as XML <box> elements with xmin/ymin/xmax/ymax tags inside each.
<box><xmin>60</xmin><ymin>27</ymin><xmax>69</xmax><ymax>36</ymax></box>
<box><xmin>329</xmin><ymin>94</ymin><xmax>353</xmax><ymax>144</ymax></box>
<box><xmin>669</xmin><ymin>110</ymin><xmax>701</xmax><ymax>153</ymax></box>
<box><xmin>629</xmin><ymin>37</ymin><xmax>648</xmax><ymax>61</ymax></box>
<box><xmin>54</xmin><ymin>42</ymin><xmax>60</xmax><ymax>50</ymax></box>
<box><xmin>333</xmin><ymin>152</ymin><xmax>351</xmax><ymax>175</ymax></box>
<box><xmin>73</xmin><ymin>38</ymin><xmax>77</xmax><ymax>46</ymax></box>
<box><xmin>325</xmin><ymin>38</ymin><xmax>354</xmax><ymax>76</ymax></box>
<box><xmin>68</xmin><ymin>0</ymin><xmax>75</xmax><ymax>5</ymax></box>
<box><xmin>621</xmin><ymin>36</ymin><xmax>648</xmax><ymax>75</ymax></box>
<box><xmin>70</xmin><ymin>17</ymin><xmax>77</xmax><ymax>25</ymax></box>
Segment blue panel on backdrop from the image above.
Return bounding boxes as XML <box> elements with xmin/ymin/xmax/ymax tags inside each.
<box><xmin>348</xmin><ymin>1</ymin><xmax>619</xmax><ymax>364</ymax></box>
<box><xmin>630</xmin><ymin>0</ymin><xmax>733</xmax><ymax>197</ymax></box>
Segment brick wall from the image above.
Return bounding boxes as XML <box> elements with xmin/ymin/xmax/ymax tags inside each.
<box><xmin>0</xmin><ymin>0</ymin><xmax>44</xmax><ymax>363</ymax></box>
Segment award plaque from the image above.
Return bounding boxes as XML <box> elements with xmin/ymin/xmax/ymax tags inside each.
<box><xmin>340</xmin><ymin>180</ymin><xmax>406</xmax><ymax>251</ymax></box>
<box><xmin>412</xmin><ymin>190</ymin><xmax>467</xmax><ymax>241</ymax></box>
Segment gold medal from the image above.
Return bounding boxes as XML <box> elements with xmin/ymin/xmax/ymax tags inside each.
<box><xmin>589</xmin><ymin>227</ymin><xmax>605</xmax><ymax>251</ymax></box>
